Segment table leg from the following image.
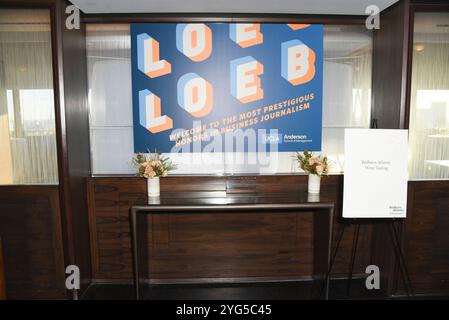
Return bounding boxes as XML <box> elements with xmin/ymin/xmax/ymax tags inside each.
<box><xmin>130</xmin><ymin>208</ymin><xmax>139</xmax><ymax>300</ymax></box>
<box><xmin>313</xmin><ymin>207</ymin><xmax>334</xmax><ymax>300</ymax></box>
<box><xmin>325</xmin><ymin>207</ymin><xmax>334</xmax><ymax>300</ymax></box>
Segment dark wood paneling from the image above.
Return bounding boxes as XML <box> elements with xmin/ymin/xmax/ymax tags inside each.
<box><xmin>52</xmin><ymin>0</ymin><xmax>92</xmax><ymax>297</ymax></box>
<box><xmin>88</xmin><ymin>175</ymin><xmax>372</xmax><ymax>283</ymax></box>
<box><xmin>371</xmin><ymin>0</ymin><xmax>411</xmax><ymax>129</ymax></box>
<box><xmin>397</xmin><ymin>181</ymin><xmax>449</xmax><ymax>296</ymax></box>
<box><xmin>369</xmin><ymin>0</ymin><xmax>412</xmax><ymax>296</ymax></box>
<box><xmin>0</xmin><ymin>186</ymin><xmax>66</xmax><ymax>299</ymax></box>
<box><xmin>0</xmin><ymin>236</ymin><xmax>5</xmax><ymax>299</ymax></box>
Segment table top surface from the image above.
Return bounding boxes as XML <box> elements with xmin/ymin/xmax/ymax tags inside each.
<box><xmin>132</xmin><ymin>191</ymin><xmax>334</xmax><ymax>209</ymax></box>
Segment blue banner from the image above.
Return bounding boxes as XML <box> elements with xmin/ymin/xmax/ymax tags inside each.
<box><xmin>131</xmin><ymin>23</ymin><xmax>323</xmax><ymax>153</ymax></box>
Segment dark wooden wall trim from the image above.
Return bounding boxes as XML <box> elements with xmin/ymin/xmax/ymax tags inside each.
<box><xmin>369</xmin><ymin>0</ymin><xmax>411</xmax><ymax>295</ymax></box>
<box><xmin>52</xmin><ymin>0</ymin><xmax>74</xmax><ymax>289</ymax></box>
<box><xmin>0</xmin><ymin>186</ymin><xmax>66</xmax><ymax>299</ymax></box>
<box><xmin>81</xmin><ymin>13</ymin><xmax>367</xmax><ymax>24</ymax></box>
<box><xmin>52</xmin><ymin>0</ymin><xmax>92</xmax><ymax>298</ymax></box>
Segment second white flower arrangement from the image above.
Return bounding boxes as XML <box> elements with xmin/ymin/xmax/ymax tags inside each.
<box><xmin>132</xmin><ymin>152</ymin><xmax>177</xmax><ymax>178</ymax></box>
<box><xmin>295</xmin><ymin>150</ymin><xmax>329</xmax><ymax>177</ymax></box>
<box><xmin>132</xmin><ymin>152</ymin><xmax>177</xmax><ymax>197</ymax></box>
<box><xmin>295</xmin><ymin>151</ymin><xmax>330</xmax><ymax>194</ymax></box>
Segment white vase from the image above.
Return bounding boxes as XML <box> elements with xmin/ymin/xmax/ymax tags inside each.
<box><xmin>308</xmin><ymin>174</ymin><xmax>321</xmax><ymax>194</ymax></box>
<box><xmin>307</xmin><ymin>193</ymin><xmax>320</xmax><ymax>203</ymax></box>
<box><xmin>147</xmin><ymin>176</ymin><xmax>160</xmax><ymax>197</ymax></box>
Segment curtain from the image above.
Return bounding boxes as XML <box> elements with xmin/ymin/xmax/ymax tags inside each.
<box><xmin>409</xmin><ymin>12</ymin><xmax>449</xmax><ymax>180</ymax></box>
<box><xmin>0</xmin><ymin>9</ymin><xmax>58</xmax><ymax>185</ymax></box>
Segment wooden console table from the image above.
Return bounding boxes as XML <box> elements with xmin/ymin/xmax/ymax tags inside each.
<box><xmin>130</xmin><ymin>192</ymin><xmax>334</xmax><ymax>300</ymax></box>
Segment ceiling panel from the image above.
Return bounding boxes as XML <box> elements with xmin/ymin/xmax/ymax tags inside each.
<box><xmin>70</xmin><ymin>0</ymin><xmax>399</xmax><ymax>15</ymax></box>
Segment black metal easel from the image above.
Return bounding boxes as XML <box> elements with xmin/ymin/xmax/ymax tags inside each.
<box><xmin>319</xmin><ymin>219</ymin><xmax>414</xmax><ymax>299</ymax></box>
<box><xmin>319</xmin><ymin>119</ymin><xmax>414</xmax><ymax>299</ymax></box>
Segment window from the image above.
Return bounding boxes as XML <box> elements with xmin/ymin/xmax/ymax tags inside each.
<box><xmin>0</xmin><ymin>9</ymin><xmax>58</xmax><ymax>184</ymax></box>
<box><xmin>322</xmin><ymin>25</ymin><xmax>372</xmax><ymax>173</ymax></box>
<box><xmin>86</xmin><ymin>24</ymin><xmax>372</xmax><ymax>175</ymax></box>
<box><xmin>408</xmin><ymin>12</ymin><xmax>449</xmax><ymax>180</ymax></box>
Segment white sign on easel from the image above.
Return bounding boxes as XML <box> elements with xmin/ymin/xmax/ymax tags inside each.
<box><xmin>342</xmin><ymin>129</ymin><xmax>408</xmax><ymax>218</ymax></box>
